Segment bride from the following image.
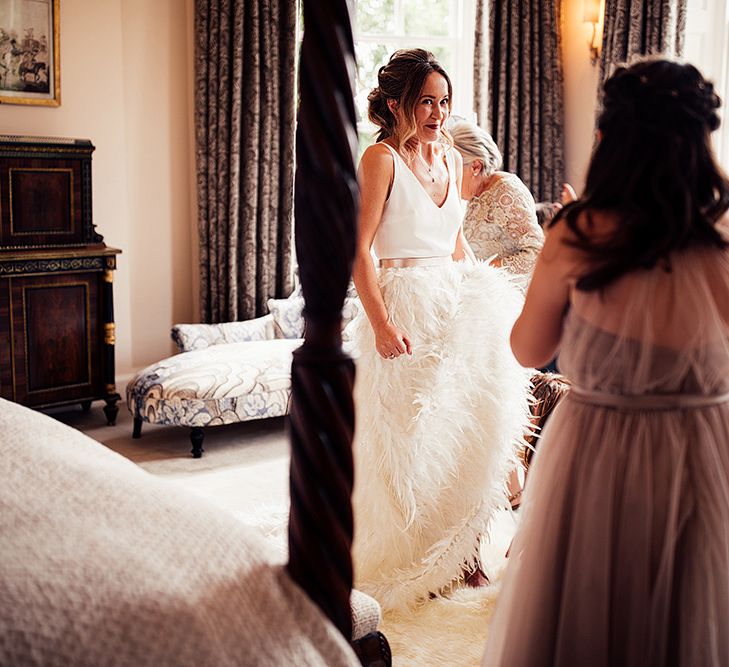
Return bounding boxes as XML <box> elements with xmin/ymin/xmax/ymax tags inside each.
<box><xmin>348</xmin><ymin>48</ymin><xmax>532</xmax><ymax>611</ymax></box>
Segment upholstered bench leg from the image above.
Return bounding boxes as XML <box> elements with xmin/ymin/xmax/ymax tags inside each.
<box><xmin>103</xmin><ymin>398</ymin><xmax>119</xmax><ymax>426</ymax></box>
<box><xmin>132</xmin><ymin>417</ymin><xmax>143</xmax><ymax>439</ymax></box>
<box><xmin>190</xmin><ymin>427</ymin><xmax>205</xmax><ymax>458</ymax></box>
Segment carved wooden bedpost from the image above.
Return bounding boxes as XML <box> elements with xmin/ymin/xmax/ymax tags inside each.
<box><xmin>286</xmin><ymin>0</ymin><xmax>359</xmax><ymax>643</ymax></box>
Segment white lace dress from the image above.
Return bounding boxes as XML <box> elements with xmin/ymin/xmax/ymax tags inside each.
<box><xmin>463</xmin><ymin>172</ymin><xmax>543</xmax><ymax>288</ymax></box>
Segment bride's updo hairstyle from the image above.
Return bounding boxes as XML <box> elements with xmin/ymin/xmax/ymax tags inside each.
<box><xmin>557</xmin><ymin>58</ymin><xmax>729</xmax><ymax>291</ymax></box>
<box><xmin>368</xmin><ymin>48</ymin><xmax>453</xmax><ymax>154</ymax></box>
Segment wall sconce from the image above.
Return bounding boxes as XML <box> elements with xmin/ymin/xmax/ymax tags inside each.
<box><xmin>583</xmin><ymin>0</ymin><xmax>604</xmax><ymax>65</ymax></box>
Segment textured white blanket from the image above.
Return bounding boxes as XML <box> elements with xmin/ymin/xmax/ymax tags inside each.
<box><xmin>0</xmin><ymin>399</ymin><xmax>357</xmax><ymax>666</ymax></box>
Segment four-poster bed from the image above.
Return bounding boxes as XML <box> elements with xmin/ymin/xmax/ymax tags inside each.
<box><xmin>288</xmin><ymin>0</ymin><xmax>392</xmax><ymax>661</ymax></box>
<box><xmin>1</xmin><ymin>1</ymin><xmax>393</xmax><ymax>665</ymax></box>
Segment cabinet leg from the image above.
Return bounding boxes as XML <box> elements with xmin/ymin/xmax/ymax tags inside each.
<box><xmin>103</xmin><ymin>397</ymin><xmax>119</xmax><ymax>426</ymax></box>
<box><xmin>132</xmin><ymin>417</ymin><xmax>143</xmax><ymax>439</ymax></box>
<box><xmin>190</xmin><ymin>427</ymin><xmax>205</xmax><ymax>458</ymax></box>
<box><xmin>81</xmin><ymin>400</ymin><xmax>92</xmax><ymax>413</ymax></box>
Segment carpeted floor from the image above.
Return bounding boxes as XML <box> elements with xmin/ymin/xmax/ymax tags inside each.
<box><xmin>54</xmin><ymin>403</ymin><xmax>290</xmax><ymax>515</ymax></box>
<box><xmin>56</xmin><ymin>401</ymin><xmax>517</xmax><ymax>666</ymax></box>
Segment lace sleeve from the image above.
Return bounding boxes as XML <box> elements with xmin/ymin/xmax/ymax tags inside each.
<box><xmin>488</xmin><ymin>174</ymin><xmax>544</xmax><ymax>275</ymax></box>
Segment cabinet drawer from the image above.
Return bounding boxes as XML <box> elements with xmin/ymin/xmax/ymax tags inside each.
<box><xmin>6</xmin><ymin>273</ymin><xmax>102</xmax><ymax>406</ymax></box>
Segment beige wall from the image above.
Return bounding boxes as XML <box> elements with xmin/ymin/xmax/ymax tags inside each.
<box><xmin>0</xmin><ymin>0</ymin><xmax>197</xmax><ymax>386</ymax></box>
<box><xmin>561</xmin><ymin>0</ymin><xmax>601</xmax><ymax>194</ymax></box>
<box><xmin>119</xmin><ymin>0</ymin><xmax>197</xmax><ymax>373</ymax></box>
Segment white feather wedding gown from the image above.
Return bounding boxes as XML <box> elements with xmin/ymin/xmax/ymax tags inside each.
<box><xmin>349</xmin><ymin>143</ymin><xmax>531</xmax><ymax>611</ymax></box>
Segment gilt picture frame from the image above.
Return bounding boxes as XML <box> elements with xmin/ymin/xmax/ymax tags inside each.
<box><xmin>0</xmin><ymin>0</ymin><xmax>60</xmax><ymax>106</ymax></box>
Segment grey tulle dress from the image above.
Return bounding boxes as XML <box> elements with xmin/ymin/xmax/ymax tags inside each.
<box><xmin>483</xmin><ymin>239</ymin><xmax>729</xmax><ymax>666</ymax></box>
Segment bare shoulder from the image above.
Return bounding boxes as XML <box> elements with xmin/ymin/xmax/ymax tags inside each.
<box><xmin>358</xmin><ymin>142</ymin><xmax>395</xmax><ymax>190</ymax></box>
<box><xmin>360</xmin><ymin>142</ymin><xmax>395</xmax><ymax>171</ymax></box>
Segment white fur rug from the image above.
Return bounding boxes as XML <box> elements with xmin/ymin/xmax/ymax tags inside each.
<box><xmin>381</xmin><ymin>586</ymin><xmax>499</xmax><ymax>667</ymax></box>
<box><xmin>233</xmin><ymin>503</ymin><xmax>517</xmax><ymax>666</ymax></box>
<box><xmin>78</xmin><ymin>409</ymin><xmax>516</xmax><ymax>665</ymax></box>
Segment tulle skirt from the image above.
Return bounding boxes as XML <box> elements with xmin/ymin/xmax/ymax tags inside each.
<box><xmin>483</xmin><ymin>394</ymin><xmax>729</xmax><ymax>666</ymax></box>
<box><xmin>348</xmin><ymin>260</ymin><xmax>532</xmax><ymax>611</ymax></box>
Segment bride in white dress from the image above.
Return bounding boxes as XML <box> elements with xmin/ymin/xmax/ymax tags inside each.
<box><xmin>349</xmin><ymin>48</ymin><xmax>532</xmax><ymax>611</ymax></box>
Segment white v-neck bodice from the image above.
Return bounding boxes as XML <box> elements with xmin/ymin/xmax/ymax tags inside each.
<box><xmin>372</xmin><ymin>143</ymin><xmax>464</xmax><ymax>260</ymax></box>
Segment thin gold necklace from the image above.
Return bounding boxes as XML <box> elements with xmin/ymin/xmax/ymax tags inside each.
<box><xmin>417</xmin><ymin>151</ymin><xmax>436</xmax><ymax>183</ymax></box>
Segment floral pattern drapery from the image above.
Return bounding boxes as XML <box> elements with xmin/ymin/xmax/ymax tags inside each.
<box><xmin>600</xmin><ymin>0</ymin><xmax>687</xmax><ymax>83</ymax></box>
<box><xmin>481</xmin><ymin>0</ymin><xmax>566</xmax><ymax>203</ymax></box>
<box><xmin>473</xmin><ymin>0</ymin><xmax>488</xmax><ymax>129</ymax></box>
<box><xmin>194</xmin><ymin>0</ymin><xmax>297</xmax><ymax>323</ymax></box>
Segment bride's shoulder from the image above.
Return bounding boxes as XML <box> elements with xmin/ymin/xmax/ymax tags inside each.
<box><xmin>361</xmin><ymin>141</ymin><xmax>395</xmax><ymax>163</ymax></box>
<box><xmin>358</xmin><ymin>142</ymin><xmax>396</xmax><ymax>181</ymax></box>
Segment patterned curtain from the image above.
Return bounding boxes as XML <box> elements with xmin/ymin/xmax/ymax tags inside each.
<box><xmin>487</xmin><ymin>0</ymin><xmax>565</xmax><ymax>203</ymax></box>
<box><xmin>194</xmin><ymin>0</ymin><xmax>296</xmax><ymax>323</ymax></box>
<box><xmin>473</xmin><ymin>0</ymin><xmax>488</xmax><ymax>128</ymax></box>
<box><xmin>600</xmin><ymin>0</ymin><xmax>687</xmax><ymax>84</ymax></box>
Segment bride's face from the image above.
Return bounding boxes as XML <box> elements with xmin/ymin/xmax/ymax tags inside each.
<box><xmin>412</xmin><ymin>72</ymin><xmax>450</xmax><ymax>144</ymax></box>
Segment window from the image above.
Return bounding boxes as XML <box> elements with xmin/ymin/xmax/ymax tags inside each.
<box><xmin>684</xmin><ymin>0</ymin><xmax>729</xmax><ymax>165</ymax></box>
<box><xmin>352</xmin><ymin>0</ymin><xmax>476</xmax><ymax>156</ymax></box>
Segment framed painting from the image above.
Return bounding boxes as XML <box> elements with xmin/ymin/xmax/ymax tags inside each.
<box><xmin>0</xmin><ymin>0</ymin><xmax>60</xmax><ymax>106</ymax></box>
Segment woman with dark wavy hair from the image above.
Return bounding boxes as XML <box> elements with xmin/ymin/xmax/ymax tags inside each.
<box><xmin>348</xmin><ymin>48</ymin><xmax>531</xmax><ymax>611</ymax></box>
<box><xmin>484</xmin><ymin>59</ymin><xmax>729</xmax><ymax>666</ymax></box>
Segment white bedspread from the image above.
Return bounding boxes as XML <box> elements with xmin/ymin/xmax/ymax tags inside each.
<box><xmin>0</xmin><ymin>398</ymin><xmax>357</xmax><ymax>666</ymax></box>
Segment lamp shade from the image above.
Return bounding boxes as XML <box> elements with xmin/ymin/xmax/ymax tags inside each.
<box><xmin>583</xmin><ymin>0</ymin><xmax>600</xmax><ymax>23</ymax></box>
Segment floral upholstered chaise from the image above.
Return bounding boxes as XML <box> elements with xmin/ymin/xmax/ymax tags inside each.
<box><xmin>126</xmin><ymin>288</ymin><xmax>360</xmax><ymax>457</ymax></box>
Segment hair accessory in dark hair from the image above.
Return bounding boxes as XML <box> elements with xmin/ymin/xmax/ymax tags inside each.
<box><xmin>554</xmin><ymin>58</ymin><xmax>729</xmax><ymax>292</ymax></box>
<box><xmin>601</xmin><ymin>61</ymin><xmax>722</xmax><ymax>134</ymax></box>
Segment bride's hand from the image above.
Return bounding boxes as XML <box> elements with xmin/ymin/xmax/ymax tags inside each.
<box><xmin>374</xmin><ymin>320</ymin><xmax>412</xmax><ymax>360</ymax></box>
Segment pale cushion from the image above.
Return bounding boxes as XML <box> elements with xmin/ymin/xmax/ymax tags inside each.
<box><xmin>350</xmin><ymin>589</ymin><xmax>382</xmax><ymax>641</ymax></box>
<box><xmin>130</xmin><ymin>291</ymin><xmax>364</xmax><ymax>430</ymax></box>
<box><xmin>266</xmin><ymin>296</ymin><xmax>362</xmax><ymax>341</ymax></box>
<box><xmin>0</xmin><ymin>398</ymin><xmax>358</xmax><ymax>666</ymax></box>
<box><xmin>267</xmin><ymin>296</ymin><xmax>306</xmax><ymax>339</ymax></box>
<box><xmin>172</xmin><ymin>314</ymin><xmax>279</xmax><ymax>352</ymax></box>
<box><xmin>127</xmin><ymin>339</ymin><xmax>303</xmax><ymax>427</ymax></box>
<box><xmin>341</xmin><ymin>299</ymin><xmax>361</xmax><ymax>342</ymax></box>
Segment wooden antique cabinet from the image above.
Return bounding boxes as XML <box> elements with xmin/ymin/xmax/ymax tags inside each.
<box><xmin>0</xmin><ymin>136</ymin><xmax>121</xmax><ymax>424</ymax></box>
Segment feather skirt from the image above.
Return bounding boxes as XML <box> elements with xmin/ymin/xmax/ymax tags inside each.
<box><xmin>349</xmin><ymin>260</ymin><xmax>532</xmax><ymax>611</ymax></box>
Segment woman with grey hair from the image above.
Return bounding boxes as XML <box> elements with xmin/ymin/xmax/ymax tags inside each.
<box><xmin>452</xmin><ymin>120</ymin><xmax>547</xmax><ymax>510</ymax></box>
<box><xmin>451</xmin><ymin>120</ymin><xmax>544</xmax><ymax>287</ymax></box>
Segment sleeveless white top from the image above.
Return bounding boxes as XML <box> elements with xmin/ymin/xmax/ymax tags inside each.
<box><xmin>372</xmin><ymin>143</ymin><xmax>464</xmax><ymax>260</ymax></box>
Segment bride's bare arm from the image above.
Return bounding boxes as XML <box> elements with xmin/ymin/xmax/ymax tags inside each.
<box><xmin>353</xmin><ymin>144</ymin><xmax>412</xmax><ymax>358</ymax></box>
<box><xmin>453</xmin><ymin>227</ymin><xmax>476</xmax><ymax>263</ymax></box>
